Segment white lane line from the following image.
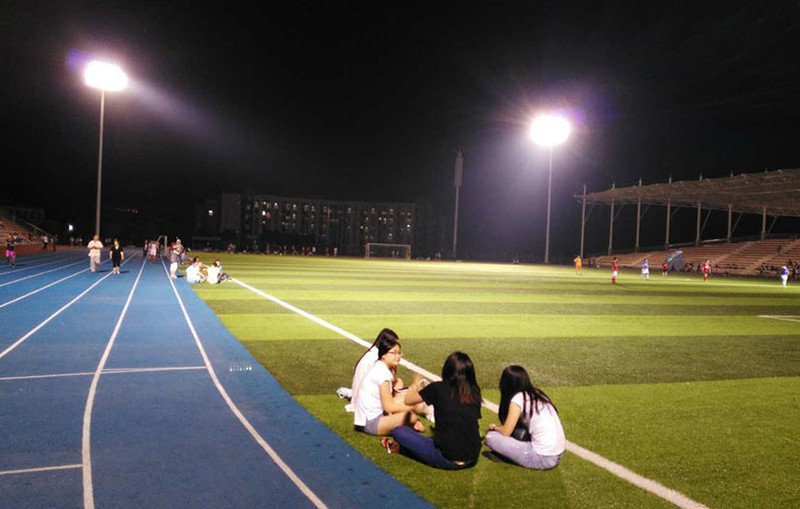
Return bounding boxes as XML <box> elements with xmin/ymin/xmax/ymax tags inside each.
<box><xmin>232</xmin><ymin>278</ymin><xmax>710</xmax><ymax>509</ymax></box>
<box><xmin>0</xmin><ymin>366</ymin><xmax>207</xmax><ymax>382</ymax></box>
<box><xmin>0</xmin><ymin>255</ymin><xmax>137</xmax><ymax>362</ymax></box>
<box><xmin>0</xmin><ymin>258</ymin><xmax>114</xmax><ymax>309</ymax></box>
<box><xmin>0</xmin><ymin>259</ymin><xmax>86</xmax><ymax>288</ymax></box>
<box><xmin>160</xmin><ymin>260</ymin><xmax>327</xmax><ymax>509</ymax></box>
<box><xmin>101</xmin><ymin>366</ymin><xmax>207</xmax><ymax>374</ymax></box>
<box><xmin>81</xmin><ymin>258</ymin><xmax>147</xmax><ymax>509</ymax></box>
<box><xmin>0</xmin><ymin>464</ymin><xmax>83</xmax><ymax>476</ymax></box>
<box><xmin>0</xmin><ymin>255</ymin><xmax>83</xmax><ymax>276</ymax></box>
<box><xmin>759</xmin><ymin>314</ymin><xmax>800</xmax><ymax>323</ymax></box>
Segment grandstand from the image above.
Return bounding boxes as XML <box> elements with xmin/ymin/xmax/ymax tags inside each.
<box><xmin>593</xmin><ymin>238</ymin><xmax>800</xmax><ymax>276</ymax></box>
<box><xmin>0</xmin><ymin>214</ymin><xmax>51</xmax><ymax>255</ymax></box>
<box><xmin>580</xmin><ymin>170</ymin><xmax>800</xmax><ymax>276</ymax></box>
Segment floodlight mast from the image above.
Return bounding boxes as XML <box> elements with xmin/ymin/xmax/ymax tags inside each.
<box><xmin>530</xmin><ymin>114</ymin><xmax>571</xmax><ymax>264</ymax></box>
<box><xmin>84</xmin><ymin>61</ymin><xmax>128</xmax><ymax>237</ymax></box>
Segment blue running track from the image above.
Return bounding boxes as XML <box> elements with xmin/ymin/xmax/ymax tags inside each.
<box><xmin>0</xmin><ymin>251</ymin><xmax>430</xmax><ymax>508</ymax></box>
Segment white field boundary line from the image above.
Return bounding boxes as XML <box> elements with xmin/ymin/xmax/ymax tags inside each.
<box><xmin>0</xmin><ymin>464</ymin><xmax>82</xmax><ymax>477</ymax></box>
<box><xmin>232</xmin><ymin>277</ymin><xmax>710</xmax><ymax>509</ymax></box>
<box><xmin>159</xmin><ymin>259</ymin><xmax>327</xmax><ymax>509</ymax></box>
<box><xmin>0</xmin><ymin>255</ymin><xmax>137</xmax><ymax>362</ymax></box>
<box><xmin>759</xmin><ymin>314</ymin><xmax>800</xmax><ymax>323</ymax></box>
<box><xmin>0</xmin><ymin>259</ymin><xmax>86</xmax><ymax>288</ymax></box>
<box><xmin>0</xmin><ymin>258</ymin><xmax>115</xmax><ymax>309</ymax></box>
<box><xmin>0</xmin><ymin>254</ymin><xmax>84</xmax><ymax>277</ymax></box>
<box><xmin>0</xmin><ymin>366</ymin><xmax>206</xmax><ymax>382</ymax></box>
<box><xmin>81</xmin><ymin>257</ymin><xmax>147</xmax><ymax>509</ymax></box>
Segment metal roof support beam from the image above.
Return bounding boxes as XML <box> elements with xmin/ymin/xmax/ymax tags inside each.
<box><xmin>665</xmin><ymin>199</ymin><xmax>671</xmax><ymax>249</ymax></box>
<box><xmin>727</xmin><ymin>204</ymin><xmax>732</xmax><ymax>243</ymax></box>
<box><xmin>580</xmin><ymin>184</ymin><xmax>586</xmax><ymax>260</ymax></box>
<box><xmin>608</xmin><ymin>198</ymin><xmax>615</xmax><ymax>256</ymax></box>
<box><xmin>761</xmin><ymin>206</ymin><xmax>767</xmax><ymax>240</ymax></box>
<box><xmin>634</xmin><ymin>179</ymin><xmax>642</xmax><ymax>252</ymax></box>
<box><xmin>695</xmin><ymin>201</ymin><xmax>702</xmax><ymax>247</ymax></box>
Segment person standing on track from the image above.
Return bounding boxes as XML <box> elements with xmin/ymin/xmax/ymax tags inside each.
<box><xmin>169</xmin><ymin>242</ymin><xmax>180</xmax><ymax>279</ymax></box>
<box><xmin>87</xmin><ymin>235</ymin><xmax>103</xmax><ymax>273</ymax></box>
<box><xmin>148</xmin><ymin>239</ymin><xmax>158</xmax><ymax>262</ymax></box>
<box><xmin>5</xmin><ymin>234</ymin><xmax>16</xmax><ymax>267</ymax></box>
<box><xmin>109</xmin><ymin>239</ymin><xmax>124</xmax><ymax>274</ymax></box>
<box><xmin>611</xmin><ymin>257</ymin><xmax>619</xmax><ymax>285</ymax></box>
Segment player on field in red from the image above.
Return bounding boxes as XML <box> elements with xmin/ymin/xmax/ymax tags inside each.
<box><xmin>661</xmin><ymin>260</ymin><xmax>668</xmax><ymax>277</ymax></box>
<box><xmin>611</xmin><ymin>257</ymin><xmax>618</xmax><ymax>284</ymax></box>
<box><xmin>701</xmin><ymin>259</ymin><xmax>711</xmax><ymax>282</ymax></box>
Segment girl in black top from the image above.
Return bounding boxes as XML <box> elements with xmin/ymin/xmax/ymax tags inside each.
<box><xmin>390</xmin><ymin>351</ymin><xmax>482</xmax><ymax>469</ymax></box>
<box><xmin>109</xmin><ymin>239</ymin><xmax>124</xmax><ymax>274</ymax></box>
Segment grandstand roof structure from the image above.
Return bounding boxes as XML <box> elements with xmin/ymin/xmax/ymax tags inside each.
<box><xmin>577</xmin><ymin>169</ymin><xmax>800</xmax><ymax>217</ymax></box>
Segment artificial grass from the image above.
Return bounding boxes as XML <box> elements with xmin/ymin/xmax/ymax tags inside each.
<box><xmin>192</xmin><ymin>254</ymin><xmax>800</xmax><ymax>508</ymax></box>
<box><xmin>293</xmin><ymin>393</ymin><xmax>675</xmax><ymax>509</ymax></box>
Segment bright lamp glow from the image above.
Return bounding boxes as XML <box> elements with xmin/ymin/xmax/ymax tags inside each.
<box><xmin>530</xmin><ymin>115</ymin><xmax>571</xmax><ymax>147</ymax></box>
<box><xmin>84</xmin><ymin>61</ymin><xmax>128</xmax><ymax>92</ymax></box>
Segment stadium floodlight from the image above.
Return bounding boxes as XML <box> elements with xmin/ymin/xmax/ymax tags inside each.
<box><xmin>84</xmin><ymin>61</ymin><xmax>128</xmax><ymax>237</ymax></box>
<box><xmin>530</xmin><ymin>114</ymin><xmax>571</xmax><ymax>264</ymax></box>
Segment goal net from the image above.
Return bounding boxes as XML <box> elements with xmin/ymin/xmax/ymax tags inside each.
<box><xmin>156</xmin><ymin>235</ymin><xmax>169</xmax><ymax>253</ymax></box>
<box><xmin>365</xmin><ymin>243</ymin><xmax>411</xmax><ymax>259</ymax></box>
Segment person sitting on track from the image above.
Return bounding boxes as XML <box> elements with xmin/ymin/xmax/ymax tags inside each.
<box><xmin>354</xmin><ymin>334</ymin><xmax>425</xmax><ymax>436</ymax></box>
<box><xmin>485</xmin><ymin>365</ymin><xmax>565</xmax><ymax>470</ymax></box>
<box><xmin>388</xmin><ymin>351</ymin><xmax>482</xmax><ymax>470</ymax></box>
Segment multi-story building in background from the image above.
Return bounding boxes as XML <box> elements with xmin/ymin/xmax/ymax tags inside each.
<box><xmin>194</xmin><ymin>192</ymin><xmax>420</xmax><ymax>256</ymax></box>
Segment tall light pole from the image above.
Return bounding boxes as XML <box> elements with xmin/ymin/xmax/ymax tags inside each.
<box><xmin>530</xmin><ymin>114</ymin><xmax>570</xmax><ymax>264</ymax></box>
<box><xmin>452</xmin><ymin>149</ymin><xmax>463</xmax><ymax>258</ymax></box>
<box><xmin>84</xmin><ymin>61</ymin><xmax>127</xmax><ymax>237</ymax></box>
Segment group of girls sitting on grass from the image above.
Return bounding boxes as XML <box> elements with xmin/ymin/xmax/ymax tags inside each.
<box><xmin>351</xmin><ymin>329</ymin><xmax>565</xmax><ymax>471</ymax></box>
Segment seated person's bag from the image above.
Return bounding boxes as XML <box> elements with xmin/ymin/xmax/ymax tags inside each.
<box><xmin>511</xmin><ymin>417</ymin><xmax>531</xmax><ymax>441</ymax></box>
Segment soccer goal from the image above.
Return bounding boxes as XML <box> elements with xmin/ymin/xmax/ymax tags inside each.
<box><xmin>156</xmin><ymin>235</ymin><xmax>169</xmax><ymax>253</ymax></box>
<box><xmin>365</xmin><ymin>243</ymin><xmax>411</xmax><ymax>259</ymax></box>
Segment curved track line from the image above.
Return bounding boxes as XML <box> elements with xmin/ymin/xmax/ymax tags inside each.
<box><xmin>0</xmin><ymin>259</ymin><xmax>86</xmax><ymax>288</ymax></box>
<box><xmin>0</xmin><ymin>260</ymin><xmax>112</xmax><ymax>309</ymax></box>
<box><xmin>0</xmin><ymin>255</ymin><xmax>83</xmax><ymax>276</ymax></box>
<box><xmin>231</xmin><ymin>278</ymin><xmax>709</xmax><ymax>509</ymax></box>
<box><xmin>160</xmin><ymin>260</ymin><xmax>327</xmax><ymax>509</ymax></box>
<box><xmin>81</xmin><ymin>258</ymin><xmax>147</xmax><ymax>509</ymax></box>
<box><xmin>0</xmin><ymin>255</ymin><xmax>137</xmax><ymax>361</ymax></box>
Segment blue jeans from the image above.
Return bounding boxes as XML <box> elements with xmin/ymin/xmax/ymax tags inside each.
<box><xmin>392</xmin><ymin>426</ymin><xmax>476</xmax><ymax>470</ymax></box>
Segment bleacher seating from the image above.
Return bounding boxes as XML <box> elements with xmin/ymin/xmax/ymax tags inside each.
<box><xmin>592</xmin><ymin>238</ymin><xmax>799</xmax><ymax>276</ymax></box>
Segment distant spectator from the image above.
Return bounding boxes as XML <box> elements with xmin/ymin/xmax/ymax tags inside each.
<box><xmin>5</xmin><ymin>234</ymin><xmax>16</xmax><ymax>267</ymax></box>
<box><xmin>206</xmin><ymin>260</ymin><xmax>230</xmax><ymax>284</ymax></box>
<box><xmin>185</xmin><ymin>256</ymin><xmax>206</xmax><ymax>284</ymax></box>
<box><xmin>87</xmin><ymin>235</ymin><xmax>103</xmax><ymax>273</ymax></box>
<box><xmin>41</xmin><ymin>234</ymin><xmax>48</xmax><ymax>250</ymax></box>
<box><xmin>109</xmin><ymin>239</ymin><xmax>124</xmax><ymax>274</ymax></box>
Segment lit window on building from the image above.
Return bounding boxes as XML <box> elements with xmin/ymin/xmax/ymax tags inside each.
<box><xmin>207</xmin><ymin>209</ymin><xmax>214</xmax><ymax>217</ymax></box>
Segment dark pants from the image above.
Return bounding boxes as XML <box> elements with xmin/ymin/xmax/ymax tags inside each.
<box><xmin>392</xmin><ymin>426</ymin><xmax>476</xmax><ymax>470</ymax></box>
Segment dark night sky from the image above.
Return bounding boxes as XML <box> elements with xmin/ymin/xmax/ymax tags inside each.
<box><xmin>4</xmin><ymin>1</ymin><xmax>800</xmax><ymax>259</ymax></box>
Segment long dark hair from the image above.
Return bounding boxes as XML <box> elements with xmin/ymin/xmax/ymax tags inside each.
<box><xmin>353</xmin><ymin>328</ymin><xmax>398</xmax><ymax>374</ymax></box>
<box><xmin>498</xmin><ymin>365</ymin><xmax>557</xmax><ymax>424</ymax></box>
<box><xmin>441</xmin><ymin>351</ymin><xmax>481</xmax><ymax>406</ymax></box>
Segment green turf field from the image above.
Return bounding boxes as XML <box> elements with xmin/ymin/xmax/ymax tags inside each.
<box><xmin>193</xmin><ymin>255</ymin><xmax>800</xmax><ymax>508</ymax></box>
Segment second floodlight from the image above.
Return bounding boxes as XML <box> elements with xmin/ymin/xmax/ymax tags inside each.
<box><xmin>530</xmin><ymin>115</ymin><xmax>571</xmax><ymax>147</ymax></box>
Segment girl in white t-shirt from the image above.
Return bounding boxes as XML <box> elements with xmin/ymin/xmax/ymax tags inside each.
<box><xmin>354</xmin><ymin>334</ymin><xmax>424</xmax><ymax>436</ymax></box>
<box><xmin>485</xmin><ymin>365</ymin><xmax>565</xmax><ymax>470</ymax></box>
<box><xmin>351</xmin><ymin>329</ymin><xmax>396</xmax><ymax>422</ymax></box>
